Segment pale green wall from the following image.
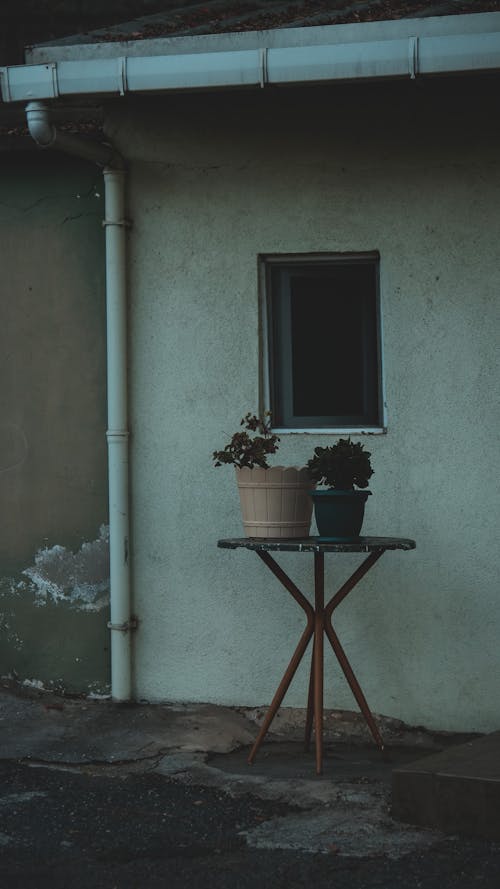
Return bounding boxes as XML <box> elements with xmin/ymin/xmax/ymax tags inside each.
<box><xmin>0</xmin><ymin>148</ymin><xmax>110</xmax><ymax>693</ymax></box>
<box><xmin>109</xmin><ymin>76</ymin><xmax>500</xmax><ymax>731</ymax></box>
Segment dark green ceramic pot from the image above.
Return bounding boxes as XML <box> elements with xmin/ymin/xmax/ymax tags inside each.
<box><xmin>311</xmin><ymin>489</ymin><xmax>371</xmax><ymax>541</ymax></box>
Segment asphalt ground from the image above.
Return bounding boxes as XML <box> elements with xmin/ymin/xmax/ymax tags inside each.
<box><xmin>1</xmin><ymin>757</ymin><xmax>500</xmax><ymax>889</ymax></box>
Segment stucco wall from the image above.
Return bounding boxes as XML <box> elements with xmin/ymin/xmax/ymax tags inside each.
<box><xmin>109</xmin><ymin>75</ymin><xmax>500</xmax><ymax>732</ymax></box>
<box><xmin>0</xmin><ymin>149</ymin><xmax>110</xmax><ymax>693</ymax></box>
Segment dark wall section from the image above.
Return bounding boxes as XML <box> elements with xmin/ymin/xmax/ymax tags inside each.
<box><xmin>0</xmin><ymin>149</ymin><xmax>110</xmax><ymax>693</ymax></box>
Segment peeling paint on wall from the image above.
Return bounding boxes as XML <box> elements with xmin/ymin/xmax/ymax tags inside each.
<box><xmin>0</xmin><ymin>527</ymin><xmax>111</xmax><ymax>692</ymax></box>
<box><xmin>21</xmin><ymin>525</ymin><xmax>110</xmax><ymax>612</ymax></box>
<box><xmin>21</xmin><ymin>678</ymin><xmax>46</xmax><ymax>691</ymax></box>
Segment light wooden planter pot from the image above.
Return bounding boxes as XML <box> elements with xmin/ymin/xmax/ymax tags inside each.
<box><xmin>235</xmin><ymin>466</ymin><xmax>314</xmax><ymax>538</ymax></box>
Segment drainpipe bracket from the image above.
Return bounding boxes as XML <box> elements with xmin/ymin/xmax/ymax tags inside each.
<box><xmin>107</xmin><ymin>615</ymin><xmax>138</xmax><ymax>633</ymax></box>
<box><xmin>408</xmin><ymin>36</ymin><xmax>419</xmax><ymax>80</ymax></box>
<box><xmin>0</xmin><ymin>69</ymin><xmax>11</xmax><ymax>102</ymax></box>
<box><xmin>106</xmin><ymin>429</ymin><xmax>130</xmax><ymax>442</ymax></box>
<box><xmin>259</xmin><ymin>47</ymin><xmax>268</xmax><ymax>88</ymax></box>
<box><xmin>102</xmin><ymin>218</ymin><xmax>132</xmax><ymax>229</ymax></box>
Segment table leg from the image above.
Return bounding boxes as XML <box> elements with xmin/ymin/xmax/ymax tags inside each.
<box><xmin>324</xmin><ymin>619</ymin><xmax>384</xmax><ymax>751</ymax></box>
<box><xmin>248</xmin><ymin>547</ymin><xmax>385</xmax><ymax>770</ymax></box>
<box><xmin>304</xmin><ymin>639</ymin><xmax>315</xmax><ymax>752</ymax></box>
<box><xmin>323</xmin><ymin>550</ymin><xmax>385</xmax><ymax>751</ymax></box>
<box><xmin>314</xmin><ymin>552</ymin><xmax>324</xmax><ymax>775</ymax></box>
<box><xmin>247</xmin><ymin>618</ymin><xmax>314</xmax><ymax>764</ymax></box>
<box><xmin>248</xmin><ymin>551</ymin><xmax>315</xmax><ymax>766</ymax></box>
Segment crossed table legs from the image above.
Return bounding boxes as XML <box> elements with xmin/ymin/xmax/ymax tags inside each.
<box><xmin>247</xmin><ymin>549</ymin><xmax>386</xmax><ymax>775</ymax></box>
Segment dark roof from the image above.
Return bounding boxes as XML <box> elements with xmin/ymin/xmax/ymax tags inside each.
<box><xmin>38</xmin><ymin>0</ymin><xmax>500</xmax><ymax>46</ymax></box>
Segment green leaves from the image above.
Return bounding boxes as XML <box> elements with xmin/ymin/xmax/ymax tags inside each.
<box><xmin>307</xmin><ymin>438</ymin><xmax>373</xmax><ymax>490</ymax></box>
<box><xmin>213</xmin><ymin>413</ymin><xmax>280</xmax><ymax>469</ymax></box>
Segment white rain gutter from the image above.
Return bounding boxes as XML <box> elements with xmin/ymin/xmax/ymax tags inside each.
<box><xmin>25</xmin><ymin>101</ymin><xmax>133</xmax><ymax>703</ymax></box>
<box><xmin>2</xmin><ymin>29</ymin><xmax>500</xmax><ymax>102</ymax></box>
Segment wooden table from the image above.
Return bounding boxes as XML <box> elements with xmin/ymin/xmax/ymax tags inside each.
<box><xmin>218</xmin><ymin>536</ymin><xmax>416</xmax><ymax>774</ymax></box>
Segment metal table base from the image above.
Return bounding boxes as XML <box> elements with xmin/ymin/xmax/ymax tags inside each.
<box><xmin>218</xmin><ymin>537</ymin><xmax>415</xmax><ymax>775</ymax></box>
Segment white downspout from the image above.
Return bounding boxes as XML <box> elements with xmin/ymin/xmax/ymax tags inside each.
<box><xmin>103</xmin><ymin>167</ymin><xmax>134</xmax><ymax>702</ymax></box>
<box><xmin>26</xmin><ymin>101</ymin><xmax>133</xmax><ymax>702</ymax></box>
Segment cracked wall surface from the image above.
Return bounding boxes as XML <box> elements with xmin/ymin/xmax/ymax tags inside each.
<box><xmin>0</xmin><ymin>149</ymin><xmax>110</xmax><ymax>693</ymax></box>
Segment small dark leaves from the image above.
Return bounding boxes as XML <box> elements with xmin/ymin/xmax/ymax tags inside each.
<box><xmin>307</xmin><ymin>437</ymin><xmax>374</xmax><ymax>490</ymax></box>
<box><xmin>213</xmin><ymin>413</ymin><xmax>279</xmax><ymax>469</ymax></box>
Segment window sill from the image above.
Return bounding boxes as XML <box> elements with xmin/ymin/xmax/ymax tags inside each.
<box><xmin>272</xmin><ymin>427</ymin><xmax>387</xmax><ymax>435</ymax></box>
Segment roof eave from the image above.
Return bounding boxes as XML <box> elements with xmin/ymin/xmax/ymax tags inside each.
<box><xmin>2</xmin><ymin>11</ymin><xmax>500</xmax><ymax>105</ymax></box>
<box><xmin>25</xmin><ymin>10</ymin><xmax>500</xmax><ymax>63</ymax></box>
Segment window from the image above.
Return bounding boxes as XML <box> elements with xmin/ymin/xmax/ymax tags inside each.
<box><xmin>261</xmin><ymin>253</ymin><xmax>384</xmax><ymax>431</ymax></box>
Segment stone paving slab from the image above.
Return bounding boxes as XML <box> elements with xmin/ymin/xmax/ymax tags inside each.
<box><xmin>392</xmin><ymin>731</ymin><xmax>500</xmax><ymax>840</ymax></box>
<box><xmin>0</xmin><ymin>684</ymin><xmax>255</xmax><ymax>762</ymax></box>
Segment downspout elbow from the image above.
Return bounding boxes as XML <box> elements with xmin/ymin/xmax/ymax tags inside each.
<box><xmin>25</xmin><ymin>100</ymin><xmax>124</xmax><ymax>169</ymax></box>
<box><xmin>26</xmin><ymin>100</ymin><xmax>56</xmax><ymax>147</ymax></box>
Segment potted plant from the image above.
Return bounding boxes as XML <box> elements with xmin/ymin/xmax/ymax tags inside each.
<box><xmin>307</xmin><ymin>438</ymin><xmax>374</xmax><ymax>540</ymax></box>
<box><xmin>213</xmin><ymin>412</ymin><xmax>314</xmax><ymax>538</ymax></box>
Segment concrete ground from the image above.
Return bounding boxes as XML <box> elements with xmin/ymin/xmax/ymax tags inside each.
<box><xmin>1</xmin><ymin>680</ymin><xmax>499</xmax><ymax>888</ymax></box>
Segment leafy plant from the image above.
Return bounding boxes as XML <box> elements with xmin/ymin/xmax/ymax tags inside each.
<box><xmin>213</xmin><ymin>412</ymin><xmax>280</xmax><ymax>470</ymax></box>
<box><xmin>307</xmin><ymin>438</ymin><xmax>373</xmax><ymax>490</ymax></box>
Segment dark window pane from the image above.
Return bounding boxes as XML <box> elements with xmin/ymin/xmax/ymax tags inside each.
<box><xmin>266</xmin><ymin>257</ymin><xmax>381</xmax><ymax>428</ymax></box>
<box><xmin>290</xmin><ymin>274</ymin><xmax>365</xmax><ymax>416</ymax></box>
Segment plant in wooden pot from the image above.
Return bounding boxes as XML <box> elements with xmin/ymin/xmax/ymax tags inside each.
<box><xmin>213</xmin><ymin>412</ymin><xmax>314</xmax><ymax>538</ymax></box>
<box><xmin>307</xmin><ymin>438</ymin><xmax>374</xmax><ymax>541</ymax></box>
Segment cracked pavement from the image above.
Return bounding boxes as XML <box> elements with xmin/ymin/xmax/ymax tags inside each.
<box><xmin>1</xmin><ymin>682</ymin><xmax>499</xmax><ymax>888</ymax></box>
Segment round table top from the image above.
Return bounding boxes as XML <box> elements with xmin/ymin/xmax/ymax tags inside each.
<box><xmin>217</xmin><ymin>536</ymin><xmax>416</xmax><ymax>553</ymax></box>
